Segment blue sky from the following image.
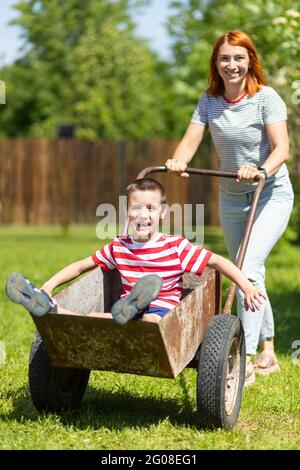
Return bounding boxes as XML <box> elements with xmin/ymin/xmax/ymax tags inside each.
<box><xmin>0</xmin><ymin>0</ymin><xmax>174</xmax><ymax>66</ymax></box>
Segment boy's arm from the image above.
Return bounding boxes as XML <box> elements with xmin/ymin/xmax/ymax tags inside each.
<box><xmin>41</xmin><ymin>256</ymin><xmax>97</xmax><ymax>296</ymax></box>
<box><xmin>207</xmin><ymin>253</ymin><xmax>266</xmax><ymax>311</ymax></box>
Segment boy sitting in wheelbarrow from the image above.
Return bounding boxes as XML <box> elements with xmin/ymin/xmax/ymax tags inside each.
<box><xmin>6</xmin><ymin>178</ymin><xmax>265</xmax><ymax>326</ymax></box>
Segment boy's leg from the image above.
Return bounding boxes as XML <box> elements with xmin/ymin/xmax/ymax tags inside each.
<box><xmin>141</xmin><ymin>313</ymin><xmax>161</xmax><ymax>323</ymax></box>
<box><xmin>6</xmin><ymin>273</ymin><xmax>57</xmax><ymax>317</ymax></box>
<box><xmin>6</xmin><ymin>273</ymin><xmax>113</xmax><ymax>319</ymax></box>
<box><xmin>6</xmin><ymin>273</ymin><xmax>163</xmax><ymax>323</ymax></box>
<box><xmin>140</xmin><ymin>306</ymin><xmax>170</xmax><ymax>323</ymax></box>
<box><xmin>111</xmin><ymin>274</ymin><xmax>162</xmax><ymax>325</ymax></box>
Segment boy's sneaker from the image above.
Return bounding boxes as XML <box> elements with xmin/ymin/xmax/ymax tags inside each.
<box><xmin>6</xmin><ymin>272</ymin><xmax>57</xmax><ymax>317</ymax></box>
<box><xmin>111</xmin><ymin>274</ymin><xmax>162</xmax><ymax>325</ymax></box>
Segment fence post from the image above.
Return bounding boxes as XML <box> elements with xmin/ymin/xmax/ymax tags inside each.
<box><xmin>119</xmin><ymin>141</ymin><xmax>126</xmax><ymax>195</ymax></box>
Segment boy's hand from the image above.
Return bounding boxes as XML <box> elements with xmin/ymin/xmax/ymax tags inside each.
<box><xmin>244</xmin><ymin>288</ymin><xmax>267</xmax><ymax>312</ymax></box>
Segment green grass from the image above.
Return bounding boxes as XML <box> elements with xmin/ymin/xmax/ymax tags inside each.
<box><xmin>0</xmin><ymin>225</ymin><xmax>299</xmax><ymax>450</ymax></box>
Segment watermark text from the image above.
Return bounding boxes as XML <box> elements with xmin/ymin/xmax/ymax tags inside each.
<box><xmin>96</xmin><ymin>197</ymin><xmax>205</xmax><ymax>244</ymax></box>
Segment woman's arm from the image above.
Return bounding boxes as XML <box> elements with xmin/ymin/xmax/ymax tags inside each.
<box><xmin>41</xmin><ymin>256</ymin><xmax>97</xmax><ymax>296</ymax></box>
<box><xmin>208</xmin><ymin>253</ymin><xmax>266</xmax><ymax>311</ymax></box>
<box><xmin>237</xmin><ymin>120</ymin><xmax>289</xmax><ymax>182</ymax></box>
<box><xmin>262</xmin><ymin>120</ymin><xmax>289</xmax><ymax>177</ymax></box>
<box><xmin>165</xmin><ymin>123</ymin><xmax>207</xmax><ymax>177</ymax></box>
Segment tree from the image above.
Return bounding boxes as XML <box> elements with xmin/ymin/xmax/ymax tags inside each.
<box><xmin>168</xmin><ymin>0</ymin><xmax>300</xmax><ymax>239</ymax></box>
<box><xmin>0</xmin><ymin>0</ymin><xmax>180</xmax><ymax>138</ymax></box>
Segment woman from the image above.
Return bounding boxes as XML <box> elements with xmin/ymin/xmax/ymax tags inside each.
<box><xmin>165</xmin><ymin>31</ymin><xmax>294</xmax><ymax>387</ymax></box>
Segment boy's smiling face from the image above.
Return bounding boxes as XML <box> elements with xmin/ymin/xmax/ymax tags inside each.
<box><xmin>127</xmin><ymin>189</ymin><xmax>165</xmax><ymax>242</ymax></box>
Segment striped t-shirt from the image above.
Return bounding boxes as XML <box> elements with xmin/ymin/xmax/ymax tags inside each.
<box><xmin>191</xmin><ymin>86</ymin><xmax>288</xmax><ymax>194</ymax></box>
<box><xmin>92</xmin><ymin>233</ymin><xmax>213</xmax><ymax>311</ymax></box>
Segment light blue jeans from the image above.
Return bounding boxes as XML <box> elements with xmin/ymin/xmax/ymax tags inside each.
<box><xmin>219</xmin><ymin>176</ymin><xmax>294</xmax><ymax>355</ymax></box>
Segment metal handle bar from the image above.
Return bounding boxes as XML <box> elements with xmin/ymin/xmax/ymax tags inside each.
<box><xmin>137</xmin><ymin>166</ymin><xmax>238</xmax><ymax>180</ymax></box>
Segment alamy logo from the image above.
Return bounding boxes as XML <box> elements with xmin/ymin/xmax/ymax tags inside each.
<box><xmin>291</xmin><ymin>340</ymin><xmax>300</xmax><ymax>365</ymax></box>
<box><xmin>95</xmin><ymin>198</ymin><xmax>205</xmax><ymax>244</ymax></box>
<box><xmin>0</xmin><ymin>81</ymin><xmax>6</xmax><ymax>104</ymax></box>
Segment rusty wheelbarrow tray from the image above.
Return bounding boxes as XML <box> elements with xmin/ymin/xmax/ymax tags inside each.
<box><xmin>28</xmin><ymin>166</ymin><xmax>265</xmax><ymax>429</ymax></box>
<box><xmin>32</xmin><ymin>268</ymin><xmax>221</xmax><ymax>379</ymax></box>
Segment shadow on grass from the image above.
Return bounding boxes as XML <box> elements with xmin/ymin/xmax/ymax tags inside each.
<box><xmin>219</xmin><ymin>287</ymin><xmax>299</xmax><ymax>355</ymax></box>
<box><xmin>0</xmin><ymin>381</ymin><xmax>201</xmax><ymax>431</ymax></box>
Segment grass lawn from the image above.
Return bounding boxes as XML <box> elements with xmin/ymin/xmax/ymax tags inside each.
<box><xmin>0</xmin><ymin>225</ymin><xmax>299</xmax><ymax>450</ymax></box>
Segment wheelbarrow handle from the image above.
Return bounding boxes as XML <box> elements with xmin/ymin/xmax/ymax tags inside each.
<box><xmin>223</xmin><ymin>176</ymin><xmax>265</xmax><ymax>313</ymax></box>
<box><xmin>137</xmin><ymin>165</ymin><xmax>238</xmax><ymax>179</ymax></box>
<box><xmin>135</xmin><ymin>164</ymin><xmax>266</xmax><ymax>314</ymax></box>
<box><xmin>137</xmin><ymin>165</ymin><xmax>265</xmax><ymax>182</ymax></box>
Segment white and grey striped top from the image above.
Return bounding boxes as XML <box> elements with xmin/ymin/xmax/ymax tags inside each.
<box><xmin>191</xmin><ymin>86</ymin><xmax>288</xmax><ymax>194</ymax></box>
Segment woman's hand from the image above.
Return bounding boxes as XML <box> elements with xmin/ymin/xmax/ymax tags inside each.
<box><xmin>236</xmin><ymin>164</ymin><xmax>262</xmax><ymax>183</ymax></box>
<box><xmin>243</xmin><ymin>287</ymin><xmax>266</xmax><ymax>312</ymax></box>
<box><xmin>165</xmin><ymin>159</ymin><xmax>189</xmax><ymax>177</ymax></box>
<box><xmin>164</xmin><ymin>123</ymin><xmax>206</xmax><ymax>177</ymax></box>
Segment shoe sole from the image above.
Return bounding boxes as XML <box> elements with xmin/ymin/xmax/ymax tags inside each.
<box><xmin>111</xmin><ymin>274</ymin><xmax>162</xmax><ymax>325</ymax></box>
<box><xmin>6</xmin><ymin>273</ymin><xmax>51</xmax><ymax>317</ymax></box>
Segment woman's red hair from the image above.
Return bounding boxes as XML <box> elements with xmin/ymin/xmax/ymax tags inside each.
<box><xmin>207</xmin><ymin>31</ymin><xmax>267</xmax><ymax>96</ymax></box>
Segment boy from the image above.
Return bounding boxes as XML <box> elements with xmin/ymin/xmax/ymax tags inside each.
<box><xmin>6</xmin><ymin>178</ymin><xmax>265</xmax><ymax>325</ymax></box>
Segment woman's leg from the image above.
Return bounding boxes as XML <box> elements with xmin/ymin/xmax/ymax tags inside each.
<box><xmin>219</xmin><ymin>191</ymin><xmax>262</xmax><ymax>355</ymax></box>
<box><xmin>219</xmin><ymin>183</ymin><xmax>294</xmax><ymax>356</ymax></box>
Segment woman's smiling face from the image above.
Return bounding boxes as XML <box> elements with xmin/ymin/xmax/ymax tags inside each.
<box><xmin>216</xmin><ymin>42</ymin><xmax>250</xmax><ymax>88</ymax></box>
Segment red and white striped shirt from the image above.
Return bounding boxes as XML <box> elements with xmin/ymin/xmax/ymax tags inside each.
<box><xmin>92</xmin><ymin>233</ymin><xmax>213</xmax><ymax>311</ymax></box>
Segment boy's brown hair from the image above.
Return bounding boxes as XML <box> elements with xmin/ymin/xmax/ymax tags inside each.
<box><xmin>125</xmin><ymin>178</ymin><xmax>167</xmax><ymax>205</ymax></box>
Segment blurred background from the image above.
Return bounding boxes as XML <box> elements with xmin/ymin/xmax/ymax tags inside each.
<box><xmin>0</xmin><ymin>0</ymin><xmax>299</xmax><ymax>235</ymax></box>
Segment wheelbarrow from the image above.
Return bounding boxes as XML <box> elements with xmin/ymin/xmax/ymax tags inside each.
<box><xmin>28</xmin><ymin>167</ymin><xmax>265</xmax><ymax>429</ymax></box>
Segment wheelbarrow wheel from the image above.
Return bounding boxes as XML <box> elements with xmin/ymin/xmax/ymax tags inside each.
<box><xmin>29</xmin><ymin>331</ymin><xmax>90</xmax><ymax>412</ymax></box>
<box><xmin>196</xmin><ymin>314</ymin><xmax>245</xmax><ymax>429</ymax></box>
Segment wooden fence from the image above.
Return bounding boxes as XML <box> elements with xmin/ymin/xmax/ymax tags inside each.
<box><xmin>0</xmin><ymin>139</ymin><xmax>217</xmax><ymax>225</ymax></box>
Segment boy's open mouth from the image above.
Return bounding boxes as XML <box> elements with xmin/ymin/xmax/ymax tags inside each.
<box><xmin>135</xmin><ymin>221</ymin><xmax>152</xmax><ymax>232</ymax></box>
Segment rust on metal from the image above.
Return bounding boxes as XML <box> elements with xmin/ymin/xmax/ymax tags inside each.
<box><xmin>159</xmin><ymin>269</ymin><xmax>221</xmax><ymax>376</ymax></box>
<box><xmin>34</xmin><ymin>313</ymin><xmax>173</xmax><ymax>377</ymax></box>
<box><xmin>33</xmin><ymin>267</ymin><xmax>221</xmax><ymax>379</ymax></box>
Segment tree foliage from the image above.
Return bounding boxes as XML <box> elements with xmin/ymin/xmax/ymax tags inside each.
<box><xmin>0</xmin><ymin>0</ymin><xmax>179</xmax><ymax>138</ymax></box>
<box><xmin>168</xmin><ymin>0</ymin><xmax>300</xmax><ymax>239</ymax></box>
<box><xmin>168</xmin><ymin>0</ymin><xmax>299</xmax><ymax>122</ymax></box>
